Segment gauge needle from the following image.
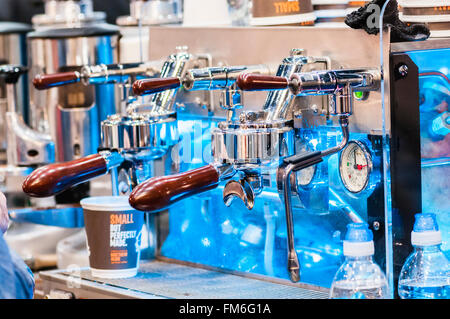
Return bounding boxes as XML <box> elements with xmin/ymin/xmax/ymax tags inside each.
<box><xmin>357</xmin><ymin>164</ymin><xmax>367</xmax><ymax>170</ymax></box>
<box><xmin>353</xmin><ymin>150</ymin><xmax>358</xmax><ymax>169</ymax></box>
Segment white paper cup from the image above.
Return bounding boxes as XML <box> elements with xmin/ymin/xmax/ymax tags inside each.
<box><xmin>80</xmin><ymin>196</ymin><xmax>144</xmax><ymax>279</ymax></box>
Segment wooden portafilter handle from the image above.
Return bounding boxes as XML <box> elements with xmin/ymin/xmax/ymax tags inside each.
<box><xmin>22</xmin><ymin>154</ymin><xmax>108</xmax><ymax>197</ymax></box>
<box><xmin>129</xmin><ymin>164</ymin><xmax>220</xmax><ymax>212</ymax></box>
<box><xmin>132</xmin><ymin>77</ymin><xmax>181</xmax><ymax>96</ymax></box>
<box><xmin>33</xmin><ymin>71</ymin><xmax>80</xmax><ymax>90</ymax></box>
<box><xmin>236</xmin><ymin>73</ymin><xmax>289</xmax><ymax>91</ymax></box>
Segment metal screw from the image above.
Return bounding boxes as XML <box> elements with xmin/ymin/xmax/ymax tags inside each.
<box><xmin>373</xmin><ymin>221</ymin><xmax>381</xmax><ymax>231</ymax></box>
<box><xmin>398</xmin><ymin>64</ymin><xmax>408</xmax><ymax>77</ymax></box>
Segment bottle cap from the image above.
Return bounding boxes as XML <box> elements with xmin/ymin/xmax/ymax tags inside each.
<box><xmin>343</xmin><ymin>223</ymin><xmax>375</xmax><ymax>257</ymax></box>
<box><xmin>411</xmin><ymin>213</ymin><xmax>442</xmax><ymax>246</ymax></box>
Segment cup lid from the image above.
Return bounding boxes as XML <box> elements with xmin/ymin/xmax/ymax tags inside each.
<box><xmin>80</xmin><ymin>196</ymin><xmax>135</xmax><ymax>212</ymax></box>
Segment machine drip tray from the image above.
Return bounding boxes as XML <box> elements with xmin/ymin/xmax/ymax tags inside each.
<box><xmin>38</xmin><ymin>259</ymin><xmax>329</xmax><ymax>299</ymax></box>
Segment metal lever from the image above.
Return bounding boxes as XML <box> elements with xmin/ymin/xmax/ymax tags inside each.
<box><xmin>183</xmin><ymin>64</ymin><xmax>271</xmax><ymax>91</ymax></box>
<box><xmin>277</xmin><ymin>151</ymin><xmax>324</xmax><ymax>283</ymax></box>
<box><xmin>80</xmin><ymin>62</ymin><xmax>160</xmax><ymax>85</ymax></box>
<box><xmin>277</xmin><ymin>116</ymin><xmax>350</xmax><ymax>283</ymax></box>
<box><xmin>132</xmin><ymin>77</ymin><xmax>181</xmax><ymax>96</ymax></box>
<box><xmin>33</xmin><ymin>71</ymin><xmax>80</xmax><ymax>90</ymax></box>
<box><xmin>131</xmin><ymin>64</ymin><xmax>271</xmax><ymax>97</ymax></box>
<box><xmin>236</xmin><ymin>73</ymin><xmax>289</xmax><ymax>91</ymax></box>
<box><xmin>236</xmin><ymin>69</ymin><xmax>381</xmax><ymax>95</ymax></box>
<box><xmin>33</xmin><ymin>62</ymin><xmax>160</xmax><ymax>90</ymax></box>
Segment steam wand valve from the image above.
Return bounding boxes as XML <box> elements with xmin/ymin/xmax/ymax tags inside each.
<box><xmin>277</xmin><ymin>115</ymin><xmax>350</xmax><ymax>283</ymax></box>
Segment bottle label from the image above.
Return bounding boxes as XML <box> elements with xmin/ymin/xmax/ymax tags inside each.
<box><xmin>83</xmin><ymin>209</ymin><xmax>144</xmax><ymax>271</ymax></box>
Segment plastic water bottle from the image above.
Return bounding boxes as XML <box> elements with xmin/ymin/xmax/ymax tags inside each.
<box><xmin>329</xmin><ymin>223</ymin><xmax>390</xmax><ymax>299</ymax></box>
<box><xmin>398</xmin><ymin>213</ymin><xmax>450</xmax><ymax>299</ymax></box>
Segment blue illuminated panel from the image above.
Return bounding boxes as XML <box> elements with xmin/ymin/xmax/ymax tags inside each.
<box><xmin>162</xmin><ymin>114</ymin><xmax>386</xmax><ymax>288</ymax></box>
<box><xmin>407</xmin><ymin>49</ymin><xmax>450</xmax><ymax>257</ymax></box>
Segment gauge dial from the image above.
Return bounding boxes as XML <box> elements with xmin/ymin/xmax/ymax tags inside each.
<box><xmin>339</xmin><ymin>141</ymin><xmax>372</xmax><ymax>193</ymax></box>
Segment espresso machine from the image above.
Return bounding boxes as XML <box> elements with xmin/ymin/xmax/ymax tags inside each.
<box><xmin>21</xmin><ymin>47</ymin><xmax>275</xmax><ymax>264</ymax></box>
<box><xmin>31</xmin><ymin>26</ymin><xmax>445</xmax><ymax>299</ymax></box>
<box><xmin>20</xmin><ymin>47</ymin><xmax>211</xmax><ymax>267</ymax></box>
<box><xmin>129</xmin><ymin>54</ymin><xmax>383</xmax><ymax>287</ymax></box>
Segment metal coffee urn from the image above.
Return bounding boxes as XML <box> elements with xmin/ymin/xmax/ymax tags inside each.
<box><xmin>27</xmin><ymin>25</ymin><xmax>120</xmax><ymax>161</ymax></box>
<box><xmin>0</xmin><ymin>22</ymin><xmax>32</xmax><ymax>171</ymax></box>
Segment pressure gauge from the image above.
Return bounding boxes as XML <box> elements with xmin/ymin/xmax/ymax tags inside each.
<box><xmin>339</xmin><ymin>140</ymin><xmax>373</xmax><ymax>193</ymax></box>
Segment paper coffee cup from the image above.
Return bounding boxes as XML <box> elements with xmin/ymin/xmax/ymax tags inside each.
<box><xmin>80</xmin><ymin>196</ymin><xmax>144</xmax><ymax>279</ymax></box>
<box><xmin>251</xmin><ymin>0</ymin><xmax>316</xmax><ymax>26</ymax></box>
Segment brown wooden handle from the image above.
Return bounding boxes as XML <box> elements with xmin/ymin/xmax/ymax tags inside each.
<box><xmin>33</xmin><ymin>71</ymin><xmax>80</xmax><ymax>90</ymax></box>
<box><xmin>236</xmin><ymin>73</ymin><xmax>288</xmax><ymax>91</ymax></box>
<box><xmin>22</xmin><ymin>154</ymin><xmax>108</xmax><ymax>197</ymax></box>
<box><xmin>129</xmin><ymin>164</ymin><xmax>220</xmax><ymax>212</ymax></box>
<box><xmin>132</xmin><ymin>77</ymin><xmax>181</xmax><ymax>96</ymax></box>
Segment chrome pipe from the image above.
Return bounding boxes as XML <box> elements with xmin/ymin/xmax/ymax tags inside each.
<box><xmin>277</xmin><ymin>114</ymin><xmax>350</xmax><ymax>283</ymax></box>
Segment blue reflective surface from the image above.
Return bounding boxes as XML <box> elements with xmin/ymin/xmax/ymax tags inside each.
<box><xmin>93</xmin><ymin>36</ymin><xmax>117</xmax><ymax>152</ymax></box>
<box><xmin>407</xmin><ymin>49</ymin><xmax>450</xmax><ymax>257</ymax></box>
<box><xmin>162</xmin><ymin>114</ymin><xmax>385</xmax><ymax>288</ymax></box>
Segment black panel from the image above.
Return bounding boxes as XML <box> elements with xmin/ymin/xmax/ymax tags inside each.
<box><xmin>389</xmin><ymin>53</ymin><xmax>423</xmax><ymax>298</ymax></box>
<box><xmin>366</xmin><ymin>135</ymin><xmax>385</xmax><ymax>272</ymax></box>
